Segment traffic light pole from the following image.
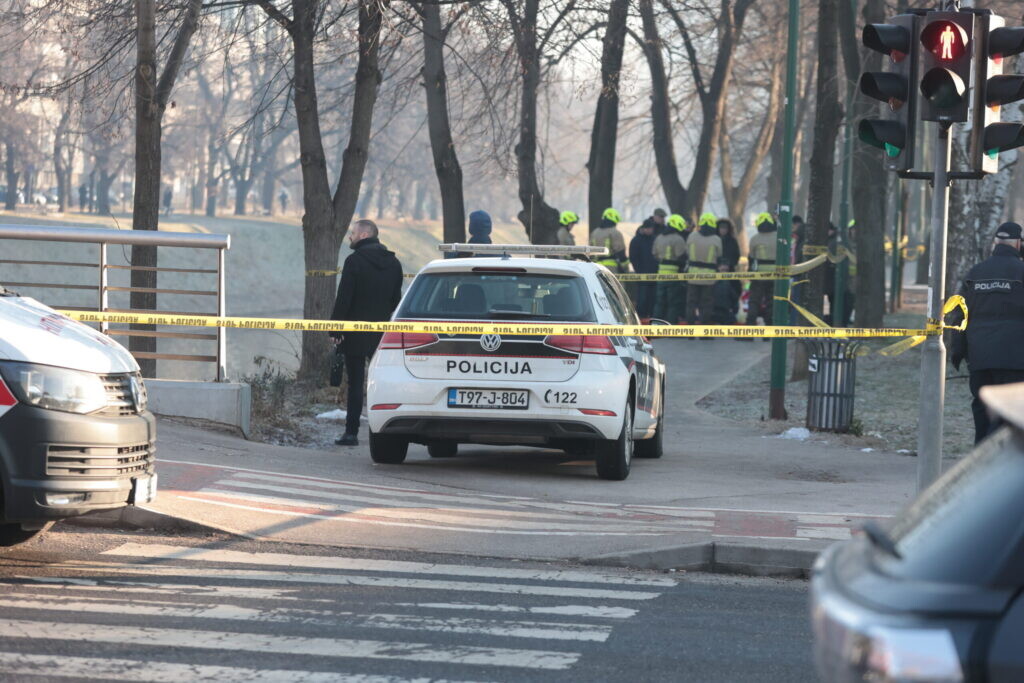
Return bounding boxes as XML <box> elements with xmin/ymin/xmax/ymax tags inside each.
<box><xmin>769</xmin><ymin>0</ymin><xmax>800</xmax><ymax>420</ymax></box>
<box><xmin>917</xmin><ymin>122</ymin><xmax>952</xmax><ymax>491</ymax></box>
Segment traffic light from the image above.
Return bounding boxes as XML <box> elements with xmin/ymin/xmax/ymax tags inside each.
<box><xmin>919</xmin><ymin>12</ymin><xmax>973</xmax><ymax>123</ymax></box>
<box><xmin>859</xmin><ymin>15</ymin><xmax>919</xmax><ymax>171</ymax></box>
<box><xmin>973</xmin><ymin>18</ymin><xmax>1024</xmax><ymax>172</ymax></box>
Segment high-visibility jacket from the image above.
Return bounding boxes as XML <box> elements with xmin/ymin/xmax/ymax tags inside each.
<box><xmin>686</xmin><ymin>231</ymin><xmax>722</xmax><ymax>286</ymax></box>
<box><xmin>652</xmin><ymin>231</ymin><xmax>687</xmax><ymax>274</ymax></box>
<box><xmin>748</xmin><ymin>230</ymin><xmax>778</xmax><ymax>272</ymax></box>
<box><xmin>590</xmin><ymin>226</ymin><xmax>627</xmax><ymax>271</ymax></box>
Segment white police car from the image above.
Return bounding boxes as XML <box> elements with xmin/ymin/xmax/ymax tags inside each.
<box><xmin>366</xmin><ymin>245</ymin><xmax>666</xmax><ymax>480</ymax></box>
<box><xmin>0</xmin><ymin>287</ymin><xmax>156</xmax><ymax>544</ymax></box>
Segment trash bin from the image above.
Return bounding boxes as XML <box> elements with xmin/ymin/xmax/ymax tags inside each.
<box><xmin>805</xmin><ymin>340</ymin><xmax>861</xmax><ymax>432</ymax></box>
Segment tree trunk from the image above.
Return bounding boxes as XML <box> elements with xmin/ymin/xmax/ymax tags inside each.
<box><xmin>261</xmin><ymin>154</ymin><xmax>276</xmax><ymax>215</ymax></box>
<box><xmin>4</xmin><ymin>143</ymin><xmax>17</xmax><ymax>210</ymax></box>
<box><xmin>23</xmin><ymin>166</ymin><xmax>35</xmax><ymax>205</ymax></box>
<box><xmin>840</xmin><ymin>0</ymin><xmax>887</xmax><ymax>326</ymax></box>
<box><xmin>422</xmin><ymin>2</ymin><xmax>465</xmax><ymax>244</ymax></box>
<box><xmin>233</xmin><ymin>177</ymin><xmax>251</xmax><ymax>216</ymax></box>
<box><xmin>54</xmin><ymin>136</ymin><xmax>68</xmax><ymax>213</ymax></box>
<box><xmin>638</xmin><ymin>0</ymin><xmax>687</xmax><ymax>214</ymax></box>
<box><xmin>802</xmin><ymin>0</ymin><xmax>842</xmax><ymax>323</ymax></box>
<box><xmin>356</xmin><ymin>171</ymin><xmax>376</xmax><ymax>216</ymax></box>
<box><xmin>97</xmin><ymin>171</ymin><xmax>115</xmax><ymax>215</ymax></box>
<box><xmin>412</xmin><ymin>180</ymin><xmax>427</xmax><ymax>221</ymax></box>
<box><xmin>586</xmin><ymin>0</ymin><xmax>629</xmax><ymax>232</ymax></box>
<box><xmin>205</xmin><ymin>129</ymin><xmax>218</xmax><ymax>217</ymax></box>
<box><xmin>130</xmin><ymin>0</ymin><xmax>202</xmax><ymax>377</ymax></box>
<box><xmin>375</xmin><ymin>175</ymin><xmax>388</xmax><ymax>218</ymax></box>
<box><xmin>511</xmin><ymin>0</ymin><xmax>560</xmax><ymax>243</ymax></box>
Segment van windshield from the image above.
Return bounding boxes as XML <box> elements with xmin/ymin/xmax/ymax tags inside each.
<box><xmin>397</xmin><ymin>272</ymin><xmax>595</xmax><ymax>322</ymax></box>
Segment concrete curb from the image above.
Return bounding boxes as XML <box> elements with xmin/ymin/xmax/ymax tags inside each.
<box><xmin>582</xmin><ymin>541</ymin><xmax>824</xmax><ymax>578</ymax></box>
<box><xmin>61</xmin><ymin>506</ymin><xmax>226</xmax><ymax>536</ymax></box>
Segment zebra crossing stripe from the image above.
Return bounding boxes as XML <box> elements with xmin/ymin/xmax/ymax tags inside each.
<box><xmin>0</xmin><ymin>619</ymin><xmax>581</xmax><ymax>670</ymax></box>
<box><xmin>0</xmin><ymin>596</ymin><xmax>613</xmax><ymax>642</ymax></box>
<box><xmin>55</xmin><ymin>562</ymin><xmax>663</xmax><ymax>600</ymax></box>
<box><xmin>100</xmin><ymin>543</ymin><xmax>676</xmax><ymax>586</ymax></box>
<box><xmin>0</xmin><ymin>652</ymin><xmax>485</xmax><ymax>683</ymax></box>
<box><xmin>175</xmin><ymin>494</ymin><xmax>671</xmax><ymax>536</ymax></box>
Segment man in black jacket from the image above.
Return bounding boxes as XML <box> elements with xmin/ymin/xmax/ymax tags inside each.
<box><xmin>951</xmin><ymin>222</ymin><xmax>1024</xmax><ymax>443</ymax></box>
<box><xmin>330</xmin><ymin>219</ymin><xmax>404</xmax><ymax>446</ymax></box>
<box><xmin>629</xmin><ymin>213</ymin><xmax>661</xmax><ymax>318</ymax></box>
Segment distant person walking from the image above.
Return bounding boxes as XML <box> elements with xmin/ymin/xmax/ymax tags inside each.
<box><xmin>279</xmin><ymin>190</ymin><xmax>288</xmax><ymax>214</ymax></box>
<box><xmin>78</xmin><ymin>184</ymin><xmax>87</xmax><ymax>213</ymax></box>
<box><xmin>162</xmin><ymin>186</ymin><xmax>173</xmax><ymax>216</ymax></box>
<box><xmin>330</xmin><ymin>219</ymin><xmax>404</xmax><ymax>446</ymax></box>
<box><xmin>951</xmin><ymin>222</ymin><xmax>1024</xmax><ymax>444</ymax></box>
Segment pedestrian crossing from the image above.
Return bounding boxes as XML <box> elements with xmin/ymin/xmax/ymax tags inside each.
<box><xmin>0</xmin><ymin>542</ymin><xmax>677</xmax><ymax>680</ymax></box>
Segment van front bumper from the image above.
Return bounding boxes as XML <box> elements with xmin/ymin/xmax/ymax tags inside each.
<box><xmin>0</xmin><ymin>404</ymin><xmax>156</xmax><ymax>523</ymax></box>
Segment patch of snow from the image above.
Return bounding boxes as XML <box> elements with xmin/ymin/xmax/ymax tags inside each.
<box><xmin>897</xmin><ymin>449</ymin><xmax>911</xmax><ymax>454</ymax></box>
<box><xmin>778</xmin><ymin>427</ymin><xmax>811</xmax><ymax>441</ymax></box>
<box><xmin>860</xmin><ymin>448</ymin><xmax>874</xmax><ymax>453</ymax></box>
<box><xmin>315</xmin><ymin>409</ymin><xmax>347</xmax><ymax>421</ymax></box>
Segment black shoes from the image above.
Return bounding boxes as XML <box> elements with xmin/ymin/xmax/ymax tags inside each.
<box><xmin>335</xmin><ymin>433</ymin><xmax>359</xmax><ymax>446</ymax></box>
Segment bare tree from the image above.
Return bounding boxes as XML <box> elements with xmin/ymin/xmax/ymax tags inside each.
<box><xmin>419</xmin><ymin>2</ymin><xmax>465</xmax><ymax>243</ymax></box>
<box><xmin>586</xmin><ymin>0</ymin><xmax>629</xmax><ymax>231</ymax></box>
<box><xmin>802</xmin><ymin>1</ymin><xmax>841</xmax><ymax>322</ymax></box>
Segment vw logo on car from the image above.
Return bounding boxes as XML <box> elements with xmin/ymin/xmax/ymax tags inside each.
<box><xmin>479</xmin><ymin>334</ymin><xmax>502</xmax><ymax>353</ymax></box>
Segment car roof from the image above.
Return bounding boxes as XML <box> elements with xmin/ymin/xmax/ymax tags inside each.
<box><xmin>417</xmin><ymin>257</ymin><xmax>603</xmax><ymax>277</ymax></box>
<box><xmin>981</xmin><ymin>383</ymin><xmax>1024</xmax><ymax>432</ymax></box>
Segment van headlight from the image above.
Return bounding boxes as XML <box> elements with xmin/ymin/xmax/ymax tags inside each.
<box><xmin>0</xmin><ymin>361</ymin><xmax>108</xmax><ymax>414</ymax></box>
<box><xmin>812</xmin><ymin>586</ymin><xmax>964</xmax><ymax>683</ymax></box>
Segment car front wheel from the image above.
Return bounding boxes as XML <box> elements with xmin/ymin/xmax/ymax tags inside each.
<box><xmin>369</xmin><ymin>431</ymin><xmax>409</xmax><ymax>464</ymax></box>
<box><xmin>595</xmin><ymin>401</ymin><xmax>633</xmax><ymax>480</ymax></box>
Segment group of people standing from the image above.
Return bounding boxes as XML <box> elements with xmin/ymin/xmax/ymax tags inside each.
<box><xmin>558</xmin><ymin>207</ymin><xmax>778</xmax><ymax>326</ymax></box>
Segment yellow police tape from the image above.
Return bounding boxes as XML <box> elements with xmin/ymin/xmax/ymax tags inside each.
<box><xmin>57</xmin><ymin>309</ymin><xmax>937</xmax><ymax>340</ymax></box>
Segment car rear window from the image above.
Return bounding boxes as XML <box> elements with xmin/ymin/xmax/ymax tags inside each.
<box><xmin>397</xmin><ymin>272</ymin><xmax>596</xmax><ymax>322</ymax></box>
<box><xmin>883</xmin><ymin>427</ymin><xmax>1024</xmax><ymax>586</ymax></box>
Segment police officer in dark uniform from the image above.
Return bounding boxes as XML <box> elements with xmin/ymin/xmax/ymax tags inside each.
<box><xmin>951</xmin><ymin>222</ymin><xmax>1024</xmax><ymax>443</ymax></box>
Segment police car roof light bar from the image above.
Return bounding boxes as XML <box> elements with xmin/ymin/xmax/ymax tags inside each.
<box><xmin>437</xmin><ymin>243</ymin><xmax>609</xmax><ymax>257</ymax></box>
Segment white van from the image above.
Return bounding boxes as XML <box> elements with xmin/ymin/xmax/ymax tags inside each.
<box><xmin>0</xmin><ymin>287</ymin><xmax>156</xmax><ymax>545</ymax></box>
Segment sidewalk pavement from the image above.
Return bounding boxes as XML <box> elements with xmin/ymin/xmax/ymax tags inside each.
<box><xmin>108</xmin><ymin>339</ymin><xmax>919</xmax><ymax>576</ymax></box>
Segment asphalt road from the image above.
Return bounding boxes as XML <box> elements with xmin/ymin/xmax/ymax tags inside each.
<box><xmin>0</xmin><ymin>527</ymin><xmax>814</xmax><ymax>682</ymax></box>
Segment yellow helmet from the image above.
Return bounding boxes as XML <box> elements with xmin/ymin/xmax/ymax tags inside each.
<box><xmin>698</xmin><ymin>212</ymin><xmax>718</xmax><ymax>228</ymax></box>
<box><xmin>560</xmin><ymin>210</ymin><xmax>579</xmax><ymax>226</ymax></box>
<box><xmin>602</xmin><ymin>208</ymin><xmax>622</xmax><ymax>224</ymax></box>
<box><xmin>755</xmin><ymin>212</ymin><xmax>775</xmax><ymax>228</ymax></box>
<box><xmin>667</xmin><ymin>214</ymin><xmax>687</xmax><ymax>231</ymax></box>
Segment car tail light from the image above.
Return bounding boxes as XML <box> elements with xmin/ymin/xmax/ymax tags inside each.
<box><xmin>0</xmin><ymin>377</ymin><xmax>16</xmax><ymax>407</ymax></box>
<box><xmin>580</xmin><ymin>408</ymin><xmax>617</xmax><ymax>417</ymax></box>
<box><xmin>371</xmin><ymin>404</ymin><xmax>401</xmax><ymax>410</ymax></box>
<box><xmin>544</xmin><ymin>335</ymin><xmax>616</xmax><ymax>355</ymax></box>
<box><xmin>379</xmin><ymin>332</ymin><xmax>438</xmax><ymax>350</ymax></box>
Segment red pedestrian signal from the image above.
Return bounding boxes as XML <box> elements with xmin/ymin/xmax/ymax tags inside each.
<box><xmin>919</xmin><ymin>13</ymin><xmax>973</xmax><ymax>123</ymax></box>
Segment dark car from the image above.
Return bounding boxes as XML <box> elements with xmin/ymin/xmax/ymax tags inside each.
<box><xmin>811</xmin><ymin>382</ymin><xmax>1024</xmax><ymax>682</ymax></box>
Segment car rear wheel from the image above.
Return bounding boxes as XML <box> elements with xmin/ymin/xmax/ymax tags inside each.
<box><xmin>369</xmin><ymin>431</ymin><xmax>409</xmax><ymax>464</ymax></box>
<box><xmin>635</xmin><ymin>386</ymin><xmax>664</xmax><ymax>459</ymax></box>
<box><xmin>595</xmin><ymin>401</ymin><xmax>633</xmax><ymax>481</ymax></box>
<box><xmin>428</xmin><ymin>442</ymin><xmax>458</xmax><ymax>458</ymax></box>
<box><xmin>0</xmin><ymin>522</ymin><xmax>51</xmax><ymax>547</ymax></box>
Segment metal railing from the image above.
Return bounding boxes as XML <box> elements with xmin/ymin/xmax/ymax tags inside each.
<box><xmin>0</xmin><ymin>224</ymin><xmax>231</xmax><ymax>380</ymax></box>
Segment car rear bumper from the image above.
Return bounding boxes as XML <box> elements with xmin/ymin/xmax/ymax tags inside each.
<box><xmin>376</xmin><ymin>415</ymin><xmax>605</xmax><ymax>445</ymax></box>
<box><xmin>0</xmin><ymin>404</ymin><xmax>156</xmax><ymax>523</ymax></box>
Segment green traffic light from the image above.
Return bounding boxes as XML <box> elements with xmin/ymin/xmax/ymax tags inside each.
<box><xmin>885</xmin><ymin>143</ymin><xmax>902</xmax><ymax>157</ymax></box>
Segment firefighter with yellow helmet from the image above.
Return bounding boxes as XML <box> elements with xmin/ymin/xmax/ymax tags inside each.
<box><xmin>590</xmin><ymin>207</ymin><xmax>628</xmax><ymax>273</ymax></box>
<box><xmin>685</xmin><ymin>212</ymin><xmax>723</xmax><ymax>324</ymax></box>
<box><xmin>746</xmin><ymin>212</ymin><xmax>778</xmax><ymax>326</ymax></box>
<box><xmin>651</xmin><ymin>213</ymin><xmax>688</xmax><ymax>324</ymax></box>
<box><xmin>558</xmin><ymin>211</ymin><xmax>579</xmax><ymax>247</ymax></box>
